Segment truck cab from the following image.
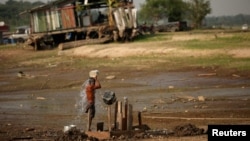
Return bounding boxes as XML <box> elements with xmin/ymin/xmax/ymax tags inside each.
<box><xmin>9</xmin><ymin>26</ymin><xmax>30</xmax><ymax>43</ymax></box>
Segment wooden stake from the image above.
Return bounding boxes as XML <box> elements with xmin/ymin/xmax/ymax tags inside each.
<box><xmin>127</xmin><ymin>104</ymin><xmax>133</xmax><ymax>130</ymax></box>
<box><xmin>138</xmin><ymin>111</ymin><xmax>142</xmax><ymax>126</ymax></box>
<box><xmin>117</xmin><ymin>101</ymin><xmax>123</xmax><ymax>130</ymax></box>
<box><xmin>114</xmin><ymin>101</ymin><xmax>118</xmax><ymax>130</ymax></box>
<box><xmin>108</xmin><ymin>105</ymin><xmax>111</xmax><ymax>131</ymax></box>
<box><xmin>123</xmin><ymin>98</ymin><xmax>128</xmax><ymax>130</ymax></box>
<box><xmin>87</xmin><ymin>109</ymin><xmax>91</xmax><ymax>131</ymax></box>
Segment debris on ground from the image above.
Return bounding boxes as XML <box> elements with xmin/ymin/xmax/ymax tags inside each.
<box><xmin>0</xmin><ymin>123</ymin><xmax>206</xmax><ymax>140</ymax></box>
<box><xmin>173</xmin><ymin>124</ymin><xmax>205</xmax><ymax>136</ymax></box>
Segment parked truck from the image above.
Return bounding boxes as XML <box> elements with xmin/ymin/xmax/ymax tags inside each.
<box><xmin>8</xmin><ymin>26</ymin><xmax>30</xmax><ymax>43</ymax></box>
<box><xmin>21</xmin><ymin>0</ymin><xmax>138</xmax><ymax>50</ymax></box>
<box><xmin>155</xmin><ymin>21</ymin><xmax>188</xmax><ymax>32</ymax></box>
<box><xmin>150</xmin><ymin>17</ymin><xmax>188</xmax><ymax>32</ymax></box>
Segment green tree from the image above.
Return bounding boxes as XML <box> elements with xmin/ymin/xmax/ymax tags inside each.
<box><xmin>0</xmin><ymin>0</ymin><xmax>44</xmax><ymax>30</ymax></box>
<box><xmin>138</xmin><ymin>0</ymin><xmax>186</xmax><ymax>24</ymax></box>
<box><xmin>186</xmin><ymin>0</ymin><xmax>211</xmax><ymax>28</ymax></box>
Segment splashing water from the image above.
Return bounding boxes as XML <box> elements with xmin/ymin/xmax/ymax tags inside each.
<box><xmin>73</xmin><ymin>79</ymin><xmax>88</xmax><ymax>125</ymax></box>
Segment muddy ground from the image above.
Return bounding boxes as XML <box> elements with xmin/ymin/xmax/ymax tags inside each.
<box><xmin>0</xmin><ymin>33</ymin><xmax>250</xmax><ymax>140</ymax></box>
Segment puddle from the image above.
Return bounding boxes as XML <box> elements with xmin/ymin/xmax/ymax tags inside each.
<box><xmin>0</xmin><ymin>81</ymin><xmax>9</xmax><ymax>86</ymax></box>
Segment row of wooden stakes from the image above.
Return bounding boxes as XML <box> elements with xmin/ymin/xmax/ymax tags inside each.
<box><xmin>87</xmin><ymin>98</ymin><xmax>140</xmax><ymax>132</ymax></box>
<box><xmin>111</xmin><ymin>98</ymin><xmax>133</xmax><ymax>131</ymax></box>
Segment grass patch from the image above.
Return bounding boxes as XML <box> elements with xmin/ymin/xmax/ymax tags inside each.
<box><xmin>135</xmin><ymin>33</ymin><xmax>172</xmax><ymax>42</ymax></box>
<box><xmin>227</xmin><ymin>58</ymin><xmax>250</xmax><ymax>71</ymax></box>
<box><xmin>187</xmin><ymin>55</ymin><xmax>233</xmax><ymax>67</ymax></box>
<box><xmin>183</xmin><ymin>39</ymin><xmax>224</xmax><ymax>49</ymax></box>
<box><xmin>0</xmin><ymin>44</ymin><xmax>19</xmax><ymax>49</ymax></box>
<box><xmin>180</xmin><ymin>32</ymin><xmax>250</xmax><ymax>50</ymax></box>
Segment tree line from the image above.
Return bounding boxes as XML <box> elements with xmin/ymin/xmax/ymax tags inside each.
<box><xmin>138</xmin><ymin>0</ymin><xmax>211</xmax><ymax>28</ymax></box>
<box><xmin>0</xmin><ymin>0</ymin><xmax>45</xmax><ymax>30</ymax></box>
<box><xmin>205</xmin><ymin>14</ymin><xmax>250</xmax><ymax>28</ymax></box>
<box><xmin>138</xmin><ymin>0</ymin><xmax>249</xmax><ymax>28</ymax></box>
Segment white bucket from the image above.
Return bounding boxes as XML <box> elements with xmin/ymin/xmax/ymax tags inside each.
<box><xmin>63</xmin><ymin>126</ymin><xmax>70</xmax><ymax>132</ymax></box>
<box><xmin>89</xmin><ymin>70</ymin><xmax>99</xmax><ymax>78</ymax></box>
<box><xmin>63</xmin><ymin>125</ymin><xmax>76</xmax><ymax>132</ymax></box>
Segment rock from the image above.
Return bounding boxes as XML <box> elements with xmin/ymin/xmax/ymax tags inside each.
<box><xmin>198</xmin><ymin>96</ymin><xmax>205</xmax><ymax>102</ymax></box>
<box><xmin>17</xmin><ymin>71</ymin><xmax>25</xmax><ymax>77</ymax></box>
<box><xmin>168</xmin><ymin>86</ymin><xmax>174</xmax><ymax>89</ymax></box>
<box><xmin>36</xmin><ymin>97</ymin><xmax>46</xmax><ymax>100</ymax></box>
<box><xmin>106</xmin><ymin>75</ymin><xmax>116</xmax><ymax>80</ymax></box>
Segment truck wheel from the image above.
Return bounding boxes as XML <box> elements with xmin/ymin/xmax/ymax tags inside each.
<box><xmin>88</xmin><ymin>31</ymin><xmax>99</xmax><ymax>39</ymax></box>
<box><xmin>17</xmin><ymin>38</ymin><xmax>25</xmax><ymax>43</ymax></box>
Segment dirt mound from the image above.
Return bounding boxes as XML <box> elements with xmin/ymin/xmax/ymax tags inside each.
<box><xmin>59</xmin><ymin>41</ymin><xmax>250</xmax><ymax>59</ymax></box>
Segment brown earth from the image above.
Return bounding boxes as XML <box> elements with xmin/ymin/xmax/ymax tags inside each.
<box><xmin>0</xmin><ymin>32</ymin><xmax>250</xmax><ymax>141</ymax></box>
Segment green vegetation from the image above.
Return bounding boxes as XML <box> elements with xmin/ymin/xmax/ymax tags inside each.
<box><xmin>138</xmin><ymin>0</ymin><xmax>211</xmax><ymax>29</ymax></box>
<box><xmin>129</xmin><ymin>31</ymin><xmax>250</xmax><ymax>74</ymax></box>
<box><xmin>139</xmin><ymin>0</ymin><xmax>186</xmax><ymax>22</ymax></box>
<box><xmin>184</xmin><ymin>33</ymin><xmax>250</xmax><ymax>50</ymax></box>
<box><xmin>135</xmin><ymin>34</ymin><xmax>171</xmax><ymax>42</ymax></box>
<box><xmin>0</xmin><ymin>0</ymin><xmax>45</xmax><ymax>30</ymax></box>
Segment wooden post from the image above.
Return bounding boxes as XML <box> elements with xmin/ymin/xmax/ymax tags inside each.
<box><xmin>123</xmin><ymin>97</ymin><xmax>128</xmax><ymax>130</ymax></box>
<box><xmin>127</xmin><ymin>104</ymin><xmax>133</xmax><ymax>130</ymax></box>
<box><xmin>87</xmin><ymin>109</ymin><xmax>91</xmax><ymax>131</ymax></box>
<box><xmin>138</xmin><ymin>111</ymin><xmax>142</xmax><ymax>126</ymax></box>
<box><xmin>108</xmin><ymin>105</ymin><xmax>112</xmax><ymax>131</ymax></box>
<box><xmin>114</xmin><ymin>101</ymin><xmax>118</xmax><ymax>130</ymax></box>
<box><xmin>34</xmin><ymin>40</ymin><xmax>38</xmax><ymax>51</ymax></box>
<box><xmin>117</xmin><ymin>101</ymin><xmax>123</xmax><ymax>130</ymax></box>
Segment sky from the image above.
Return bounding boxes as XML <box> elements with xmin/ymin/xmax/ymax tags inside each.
<box><xmin>1</xmin><ymin>0</ymin><xmax>250</xmax><ymax>16</ymax></box>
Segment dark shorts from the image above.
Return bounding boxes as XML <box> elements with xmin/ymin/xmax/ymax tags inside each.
<box><xmin>85</xmin><ymin>103</ymin><xmax>95</xmax><ymax>119</ymax></box>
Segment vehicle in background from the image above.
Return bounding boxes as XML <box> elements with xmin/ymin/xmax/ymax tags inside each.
<box><xmin>157</xmin><ymin>22</ymin><xmax>183</xmax><ymax>32</ymax></box>
<box><xmin>152</xmin><ymin>17</ymin><xmax>189</xmax><ymax>33</ymax></box>
<box><xmin>242</xmin><ymin>24</ymin><xmax>248</xmax><ymax>31</ymax></box>
<box><xmin>9</xmin><ymin>26</ymin><xmax>30</xmax><ymax>43</ymax></box>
